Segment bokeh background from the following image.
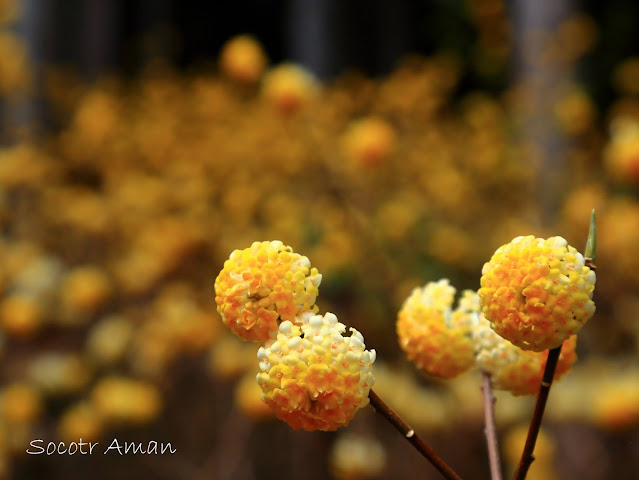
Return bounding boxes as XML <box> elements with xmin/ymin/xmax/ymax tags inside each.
<box><xmin>1</xmin><ymin>0</ymin><xmax>639</xmax><ymax>479</ymax></box>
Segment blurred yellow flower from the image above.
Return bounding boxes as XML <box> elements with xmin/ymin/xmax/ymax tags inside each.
<box><xmin>604</xmin><ymin>117</ymin><xmax>639</xmax><ymax>184</ymax></box>
<box><xmin>90</xmin><ymin>377</ymin><xmax>161</xmax><ymax>426</ymax></box>
<box><xmin>503</xmin><ymin>424</ymin><xmax>557</xmax><ymax>480</ymax></box>
<box><xmin>613</xmin><ymin>57</ymin><xmax>639</xmax><ymax>95</ymax></box>
<box><xmin>330</xmin><ymin>433</ymin><xmax>387</xmax><ymax>480</ymax></box>
<box><xmin>591</xmin><ymin>371</ymin><xmax>639</xmax><ymax>431</ymax></box>
<box><xmin>0</xmin><ymin>293</ymin><xmax>43</xmax><ymax>338</ymax></box>
<box><xmin>554</xmin><ymin>88</ymin><xmax>596</xmax><ymax>136</ymax></box>
<box><xmin>472</xmin><ymin>311</ymin><xmax>577</xmax><ymax>396</ymax></box>
<box><xmin>219</xmin><ymin>34</ymin><xmax>268</xmax><ymax>85</ymax></box>
<box><xmin>0</xmin><ymin>0</ymin><xmax>19</xmax><ymax>25</ymax></box>
<box><xmin>0</xmin><ymin>383</ymin><xmax>42</xmax><ymax>426</ymax></box>
<box><xmin>261</xmin><ymin>63</ymin><xmax>318</xmax><ymax>114</ymax></box>
<box><xmin>27</xmin><ymin>352</ymin><xmax>93</xmax><ymax>395</ymax></box>
<box><xmin>341</xmin><ymin>117</ymin><xmax>396</xmax><ymax>168</ymax></box>
<box><xmin>208</xmin><ymin>333</ymin><xmax>258</xmax><ymax>381</ymax></box>
<box><xmin>86</xmin><ymin>315</ymin><xmax>134</xmax><ymax>366</ymax></box>
<box><xmin>234</xmin><ymin>371</ymin><xmax>275</xmax><ymax>421</ymax></box>
<box><xmin>59</xmin><ymin>265</ymin><xmax>113</xmax><ymax>323</ymax></box>
<box><xmin>397</xmin><ymin>280</ymin><xmax>477</xmax><ymax>378</ymax></box>
<box><xmin>0</xmin><ymin>32</ymin><xmax>31</xmax><ymax>95</ymax></box>
<box><xmin>58</xmin><ymin>402</ymin><xmax>104</xmax><ymax>443</ymax></box>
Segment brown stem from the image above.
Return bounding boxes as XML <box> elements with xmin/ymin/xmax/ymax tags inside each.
<box><xmin>481</xmin><ymin>371</ymin><xmax>503</xmax><ymax>480</ymax></box>
<box><xmin>368</xmin><ymin>389</ymin><xmax>464</xmax><ymax>480</ymax></box>
<box><xmin>512</xmin><ymin>344</ymin><xmax>562</xmax><ymax>480</ymax></box>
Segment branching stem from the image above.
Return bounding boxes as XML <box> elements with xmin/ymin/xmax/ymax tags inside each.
<box><xmin>511</xmin><ymin>344</ymin><xmax>562</xmax><ymax>480</ymax></box>
<box><xmin>481</xmin><ymin>371</ymin><xmax>503</xmax><ymax>480</ymax></box>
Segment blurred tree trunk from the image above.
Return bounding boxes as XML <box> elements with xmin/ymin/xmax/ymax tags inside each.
<box><xmin>136</xmin><ymin>0</ymin><xmax>174</xmax><ymax>64</ymax></box>
<box><xmin>511</xmin><ymin>0</ymin><xmax>574</xmax><ymax>227</ymax></box>
<box><xmin>286</xmin><ymin>0</ymin><xmax>410</xmax><ymax>79</ymax></box>
<box><xmin>6</xmin><ymin>0</ymin><xmax>51</xmax><ymax>138</ymax></box>
<box><xmin>82</xmin><ymin>0</ymin><xmax>119</xmax><ymax>80</ymax></box>
<box><xmin>286</xmin><ymin>0</ymin><xmax>334</xmax><ymax>79</ymax></box>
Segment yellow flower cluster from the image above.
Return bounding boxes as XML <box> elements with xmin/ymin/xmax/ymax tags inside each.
<box><xmin>396</xmin><ymin>280</ymin><xmax>476</xmax><ymax>379</ymax></box>
<box><xmin>479</xmin><ymin>236</ymin><xmax>596</xmax><ymax>351</ymax></box>
<box><xmin>256</xmin><ymin>312</ymin><xmax>375</xmax><ymax>431</ymax></box>
<box><xmin>215</xmin><ymin>241</ymin><xmax>322</xmax><ymax>341</ymax></box>
<box><xmin>472</xmin><ymin>311</ymin><xmax>577</xmax><ymax>396</ymax></box>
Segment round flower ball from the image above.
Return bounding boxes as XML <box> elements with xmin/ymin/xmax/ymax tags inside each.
<box><xmin>256</xmin><ymin>312</ymin><xmax>375</xmax><ymax>431</ymax></box>
<box><xmin>0</xmin><ymin>294</ymin><xmax>43</xmax><ymax>338</ymax></box>
<box><xmin>0</xmin><ymin>382</ymin><xmax>43</xmax><ymax>426</ymax></box>
<box><xmin>472</xmin><ymin>311</ymin><xmax>577</xmax><ymax>396</ymax></box>
<box><xmin>58</xmin><ymin>402</ymin><xmax>104</xmax><ymax>443</ymax></box>
<box><xmin>59</xmin><ymin>265</ymin><xmax>113</xmax><ymax>324</ymax></box>
<box><xmin>261</xmin><ymin>63</ymin><xmax>319</xmax><ymax>115</ymax></box>
<box><xmin>215</xmin><ymin>241</ymin><xmax>322</xmax><ymax>342</ymax></box>
<box><xmin>397</xmin><ymin>280</ymin><xmax>477</xmax><ymax>379</ymax></box>
<box><xmin>219</xmin><ymin>34</ymin><xmax>267</xmax><ymax>85</ymax></box>
<box><xmin>341</xmin><ymin>117</ymin><xmax>396</xmax><ymax>168</ymax></box>
<box><xmin>478</xmin><ymin>236</ymin><xmax>595</xmax><ymax>352</ymax></box>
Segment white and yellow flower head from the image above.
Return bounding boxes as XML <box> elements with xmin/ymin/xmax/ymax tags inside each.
<box><xmin>397</xmin><ymin>279</ymin><xmax>476</xmax><ymax>379</ymax></box>
<box><xmin>215</xmin><ymin>241</ymin><xmax>322</xmax><ymax>342</ymax></box>
<box><xmin>256</xmin><ymin>312</ymin><xmax>375</xmax><ymax>431</ymax></box>
<box><xmin>472</xmin><ymin>310</ymin><xmax>577</xmax><ymax>396</ymax></box>
<box><xmin>478</xmin><ymin>236</ymin><xmax>595</xmax><ymax>352</ymax></box>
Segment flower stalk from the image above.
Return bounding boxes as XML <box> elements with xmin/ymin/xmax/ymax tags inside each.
<box><xmin>512</xmin><ymin>210</ymin><xmax>597</xmax><ymax>480</ymax></box>
<box><xmin>511</xmin><ymin>343</ymin><xmax>562</xmax><ymax>480</ymax></box>
<box><xmin>481</xmin><ymin>371</ymin><xmax>503</xmax><ymax>480</ymax></box>
<box><xmin>368</xmin><ymin>389</ymin><xmax>463</xmax><ymax>480</ymax></box>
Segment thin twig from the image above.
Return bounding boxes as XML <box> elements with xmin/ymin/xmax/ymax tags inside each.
<box><xmin>513</xmin><ymin>210</ymin><xmax>597</xmax><ymax>479</ymax></box>
<box><xmin>511</xmin><ymin>344</ymin><xmax>562</xmax><ymax>480</ymax></box>
<box><xmin>368</xmin><ymin>389</ymin><xmax>463</xmax><ymax>480</ymax></box>
<box><xmin>481</xmin><ymin>371</ymin><xmax>503</xmax><ymax>480</ymax></box>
